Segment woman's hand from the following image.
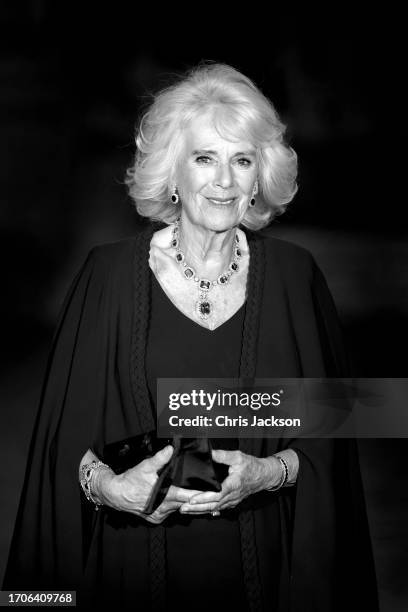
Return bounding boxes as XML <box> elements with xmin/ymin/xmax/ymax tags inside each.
<box><xmin>92</xmin><ymin>445</ymin><xmax>200</xmax><ymax>524</ymax></box>
<box><xmin>179</xmin><ymin>449</ymin><xmax>282</xmax><ymax>514</ymax></box>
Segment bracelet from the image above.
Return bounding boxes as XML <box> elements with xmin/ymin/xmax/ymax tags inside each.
<box><xmin>80</xmin><ymin>460</ymin><xmax>111</xmax><ymax>511</ymax></box>
<box><xmin>266</xmin><ymin>455</ymin><xmax>289</xmax><ymax>492</ymax></box>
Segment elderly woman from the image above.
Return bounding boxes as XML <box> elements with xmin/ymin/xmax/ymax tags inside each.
<box><xmin>4</xmin><ymin>64</ymin><xmax>378</xmax><ymax>611</ymax></box>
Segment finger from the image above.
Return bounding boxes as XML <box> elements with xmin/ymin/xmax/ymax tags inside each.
<box><xmin>211</xmin><ymin>449</ymin><xmax>240</xmax><ymax>465</ymax></box>
<box><xmin>149</xmin><ymin>499</ymin><xmax>180</xmax><ymax>516</ymax></box>
<box><xmin>179</xmin><ymin>500</ymin><xmax>220</xmax><ymax>513</ymax></box>
<box><xmin>180</xmin><ymin>504</ymin><xmax>218</xmax><ymax>513</ymax></box>
<box><xmin>220</xmin><ymin>473</ymin><xmax>241</xmax><ymax>492</ymax></box>
<box><xmin>167</xmin><ymin>486</ymin><xmax>202</xmax><ymax>503</ymax></box>
<box><xmin>187</xmin><ymin>490</ymin><xmax>223</xmax><ymax>504</ymax></box>
<box><xmin>160</xmin><ymin>499</ymin><xmax>181</xmax><ymax>511</ymax></box>
<box><xmin>217</xmin><ymin>497</ymin><xmax>240</xmax><ymax>511</ymax></box>
<box><xmin>186</xmin><ymin>488</ymin><xmax>238</xmax><ymax>512</ymax></box>
<box><xmin>145</xmin><ymin>509</ymin><xmax>175</xmax><ymax>525</ymax></box>
<box><xmin>148</xmin><ymin>445</ymin><xmax>174</xmax><ymax>471</ymax></box>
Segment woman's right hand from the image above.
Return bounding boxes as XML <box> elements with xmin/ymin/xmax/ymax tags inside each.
<box><xmin>92</xmin><ymin>445</ymin><xmax>199</xmax><ymax>524</ymax></box>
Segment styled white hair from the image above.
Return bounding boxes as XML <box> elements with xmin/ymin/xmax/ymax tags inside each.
<box><xmin>125</xmin><ymin>63</ymin><xmax>298</xmax><ymax>230</ymax></box>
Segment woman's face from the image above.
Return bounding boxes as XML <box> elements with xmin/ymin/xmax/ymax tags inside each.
<box><xmin>175</xmin><ymin>112</ymin><xmax>258</xmax><ymax>233</ymax></box>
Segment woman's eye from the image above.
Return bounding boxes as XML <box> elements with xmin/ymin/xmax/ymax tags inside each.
<box><xmin>237</xmin><ymin>158</ymin><xmax>252</xmax><ymax>167</ymax></box>
<box><xmin>194</xmin><ymin>156</ymin><xmax>252</xmax><ymax>167</ymax></box>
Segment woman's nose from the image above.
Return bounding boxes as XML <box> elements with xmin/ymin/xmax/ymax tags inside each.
<box><xmin>215</xmin><ymin>162</ymin><xmax>234</xmax><ymax>189</ymax></box>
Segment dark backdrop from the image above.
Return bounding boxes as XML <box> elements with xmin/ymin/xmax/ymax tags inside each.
<box><xmin>1</xmin><ymin>4</ymin><xmax>407</xmax><ymax>611</ymax></box>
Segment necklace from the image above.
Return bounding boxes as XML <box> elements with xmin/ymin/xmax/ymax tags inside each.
<box><xmin>171</xmin><ymin>218</ymin><xmax>242</xmax><ymax>320</ymax></box>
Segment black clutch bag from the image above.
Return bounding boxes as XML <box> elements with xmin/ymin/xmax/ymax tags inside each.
<box><xmin>103</xmin><ymin>433</ymin><xmax>228</xmax><ymax>514</ymax></box>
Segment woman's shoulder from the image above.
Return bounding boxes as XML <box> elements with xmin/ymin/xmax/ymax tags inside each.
<box><xmin>90</xmin><ymin>236</ymin><xmax>136</xmax><ymax>262</ymax></box>
<box><xmin>86</xmin><ymin>226</ymin><xmax>152</xmax><ymax>269</ymax></box>
<box><xmin>251</xmin><ymin>230</ymin><xmax>317</xmax><ymax>279</ymax></box>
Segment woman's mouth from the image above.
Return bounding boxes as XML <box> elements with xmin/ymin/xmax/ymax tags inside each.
<box><xmin>206</xmin><ymin>197</ymin><xmax>236</xmax><ymax>206</ymax></box>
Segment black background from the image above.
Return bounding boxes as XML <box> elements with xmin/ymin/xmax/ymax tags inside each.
<box><xmin>1</xmin><ymin>4</ymin><xmax>407</xmax><ymax>610</ymax></box>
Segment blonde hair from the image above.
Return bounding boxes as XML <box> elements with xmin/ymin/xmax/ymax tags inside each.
<box><xmin>126</xmin><ymin>63</ymin><xmax>298</xmax><ymax>230</ymax></box>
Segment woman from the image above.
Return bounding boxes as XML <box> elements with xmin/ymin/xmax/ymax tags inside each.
<box><xmin>3</xmin><ymin>63</ymin><xmax>378</xmax><ymax>611</ymax></box>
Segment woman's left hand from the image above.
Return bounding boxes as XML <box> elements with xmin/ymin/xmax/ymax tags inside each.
<box><xmin>179</xmin><ymin>449</ymin><xmax>281</xmax><ymax>514</ymax></box>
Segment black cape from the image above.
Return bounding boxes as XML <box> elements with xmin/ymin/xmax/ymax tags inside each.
<box><xmin>3</xmin><ymin>226</ymin><xmax>378</xmax><ymax>611</ymax></box>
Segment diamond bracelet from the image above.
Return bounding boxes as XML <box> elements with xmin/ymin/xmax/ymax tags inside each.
<box><xmin>265</xmin><ymin>455</ymin><xmax>289</xmax><ymax>491</ymax></box>
<box><xmin>79</xmin><ymin>460</ymin><xmax>111</xmax><ymax>511</ymax></box>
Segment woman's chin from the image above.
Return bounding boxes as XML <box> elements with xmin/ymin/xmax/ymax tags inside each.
<box><xmin>200</xmin><ymin>217</ymin><xmax>238</xmax><ymax>233</ymax></box>
<box><xmin>198</xmin><ymin>202</ymin><xmax>242</xmax><ymax>232</ymax></box>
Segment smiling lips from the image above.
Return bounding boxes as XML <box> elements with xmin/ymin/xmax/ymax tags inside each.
<box><xmin>206</xmin><ymin>196</ymin><xmax>237</xmax><ymax>205</ymax></box>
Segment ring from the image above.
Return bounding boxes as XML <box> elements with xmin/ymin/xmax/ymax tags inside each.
<box><xmin>211</xmin><ymin>510</ymin><xmax>220</xmax><ymax>517</ymax></box>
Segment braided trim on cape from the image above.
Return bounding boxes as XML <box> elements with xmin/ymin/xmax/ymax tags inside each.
<box><xmin>130</xmin><ymin>224</ymin><xmax>156</xmax><ymax>433</ymax></box>
<box><xmin>239</xmin><ymin>231</ymin><xmax>266</xmax><ymax>612</ymax></box>
<box><xmin>130</xmin><ymin>223</ymin><xmax>167</xmax><ymax>610</ymax></box>
<box><xmin>149</xmin><ymin>526</ymin><xmax>166</xmax><ymax>612</ymax></box>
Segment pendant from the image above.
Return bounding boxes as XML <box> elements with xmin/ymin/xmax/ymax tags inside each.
<box><xmin>196</xmin><ymin>299</ymin><xmax>212</xmax><ymax>320</ymax></box>
<box><xmin>171</xmin><ymin>219</ymin><xmax>242</xmax><ymax>323</ymax></box>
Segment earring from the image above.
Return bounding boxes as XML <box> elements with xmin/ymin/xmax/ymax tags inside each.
<box><xmin>249</xmin><ymin>180</ymin><xmax>258</xmax><ymax>207</ymax></box>
<box><xmin>171</xmin><ymin>187</ymin><xmax>179</xmax><ymax>204</ymax></box>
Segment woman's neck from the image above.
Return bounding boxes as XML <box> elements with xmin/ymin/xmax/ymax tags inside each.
<box><xmin>178</xmin><ymin>216</ymin><xmax>237</xmax><ymax>279</ymax></box>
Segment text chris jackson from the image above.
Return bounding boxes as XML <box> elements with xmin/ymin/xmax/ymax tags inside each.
<box><xmin>168</xmin><ymin>415</ymin><xmax>301</xmax><ymax>428</ymax></box>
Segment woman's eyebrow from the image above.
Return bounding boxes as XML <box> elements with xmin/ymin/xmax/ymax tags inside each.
<box><xmin>234</xmin><ymin>150</ymin><xmax>256</xmax><ymax>157</ymax></box>
<box><xmin>191</xmin><ymin>149</ymin><xmax>256</xmax><ymax>156</ymax></box>
<box><xmin>191</xmin><ymin>149</ymin><xmax>217</xmax><ymax>156</ymax></box>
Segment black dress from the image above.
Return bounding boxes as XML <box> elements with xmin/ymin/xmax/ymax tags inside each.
<box><xmin>146</xmin><ymin>271</ymin><xmax>261</xmax><ymax>611</ymax></box>
<box><xmin>3</xmin><ymin>230</ymin><xmax>378</xmax><ymax>611</ymax></box>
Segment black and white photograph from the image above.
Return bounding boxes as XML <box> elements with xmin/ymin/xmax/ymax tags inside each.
<box><xmin>1</xmin><ymin>5</ymin><xmax>407</xmax><ymax>611</ymax></box>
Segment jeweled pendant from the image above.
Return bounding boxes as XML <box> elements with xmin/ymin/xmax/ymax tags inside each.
<box><xmin>218</xmin><ymin>274</ymin><xmax>229</xmax><ymax>284</ymax></box>
<box><xmin>183</xmin><ymin>267</ymin><xmax>195</xmax><ymax>279</ymax></box>
<box><xmin>196</xmin><ymin>299</ymin><xmax>212</xmax><ymax>319</ymax></box>
<box><xmin>199</xmin><ymin>279</ymin><xmax>211</xmax><ymax>290</ymax></box>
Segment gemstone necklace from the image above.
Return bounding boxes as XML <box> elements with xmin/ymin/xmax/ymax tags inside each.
<box><xmin>171</xmin><ymin>218</ymin><xmax>242</xmax><ymax>320</ymax></box>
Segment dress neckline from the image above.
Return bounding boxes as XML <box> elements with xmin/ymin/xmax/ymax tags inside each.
<box><xmin>150</xmin><ymin>270</ymin><xmax>246</xmax><ymax>333</ymax></box>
